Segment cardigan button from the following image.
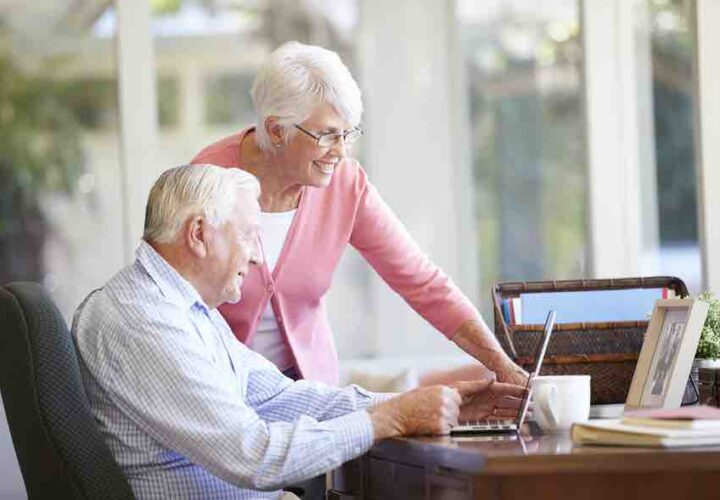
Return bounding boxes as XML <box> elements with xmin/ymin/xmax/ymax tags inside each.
<box><xmin>266</xmin><ymin>284</ymin><xmax>274</xmax><ymax>293</ymax></box>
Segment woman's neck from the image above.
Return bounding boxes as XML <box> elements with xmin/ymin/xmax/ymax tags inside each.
<box><xmin>239</xmin><ymin>130</ymin><xmax>303</xmax><ymax>213</ymax></box>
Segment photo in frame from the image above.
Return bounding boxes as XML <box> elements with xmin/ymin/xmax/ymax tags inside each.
<box><xmin>626</xmin><ymin>298</ymin><xmax>709</xmax><ymax>409</ymax></box>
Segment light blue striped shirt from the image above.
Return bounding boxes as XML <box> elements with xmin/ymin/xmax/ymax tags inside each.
<box><xmin>71</xmin><ymin>241</ymin><xmax>376</xmax><ymax>499</ymax></box>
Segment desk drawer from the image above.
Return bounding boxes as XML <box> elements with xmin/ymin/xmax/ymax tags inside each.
<box><xmin>427</xmin><ymin>469</ymin><xmax>473</xmax><ymax>499</ymax></box>
<box><xmin>368</xmin><ymin>457</ymin><xmax>424</xmax><ymax>499</ymax></box>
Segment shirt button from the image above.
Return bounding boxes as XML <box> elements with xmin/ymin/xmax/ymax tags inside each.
<box><xmin>266</xmin><ymin>284</ymin><xmax>274</xmax><ymax>293</ymax></box>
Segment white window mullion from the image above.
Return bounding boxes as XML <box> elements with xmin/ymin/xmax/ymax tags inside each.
<box><xmin>694</xmin><ymin>0</ymin><xmax>720</xmax><ymax>293</ymax></box>
<box><xmin>358</xmin><ymin>0</ymin><xmax>475</xmax><ymax>357</ymax></box>
<box><xmin>116</xmin><ymin>0</ymin><xmax>158</xmax><ymax>262</ymax></box>
<box><xmin>582</xmin><ymin>0</ymin><xmax>657</xmax><ymax>278</ymax></box>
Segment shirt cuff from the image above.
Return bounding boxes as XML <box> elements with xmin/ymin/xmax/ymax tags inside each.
<box><xmin>323</xmin><ymin>410</ymin><xmax>375</xmax><ymax>462</ymax></box>
<box><xmin>369</xmin><ymin>392</ymin><xmax>400</xmax><ymax>406</ymax></box>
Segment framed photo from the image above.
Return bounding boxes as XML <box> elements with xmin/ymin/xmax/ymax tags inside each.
<box><xmin>626</xmin><ymin>298</ymin><xmax>709</xmax><ymax>408</ymax></box>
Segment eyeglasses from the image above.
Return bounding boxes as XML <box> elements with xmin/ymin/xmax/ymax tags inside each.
<box><xmin>294</xmin><ymin>124</ymin><xmax>363</xmax><ymax>148</ymax></box>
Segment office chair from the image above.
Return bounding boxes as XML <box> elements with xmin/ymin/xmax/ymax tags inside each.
<box><xmin>0</xmin><ymin>282</ymin><xmax>134</xmax><ymax>499</ymax></box>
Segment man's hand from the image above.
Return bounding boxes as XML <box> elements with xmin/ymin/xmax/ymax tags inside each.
<box><xmin>450</xmin><ymin>379</ymin><xmax>527</xmax><ymax>421</ymax></box>
<box><xmin>367</xmin><ymin>385</ymin><xmax>461</xmax><ymax>440</ymax></box>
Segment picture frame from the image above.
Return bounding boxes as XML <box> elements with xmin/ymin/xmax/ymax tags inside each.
<box><xmin>626</xmin><ymin>298</ymin><xmax>709</xmax><ymax>409</ymax></box>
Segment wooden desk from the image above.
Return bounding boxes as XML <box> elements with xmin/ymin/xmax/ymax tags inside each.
<box><xmin>329</xmin><ymin>426</ymin><xmax>720</xmax><ymax>499</ymax></box>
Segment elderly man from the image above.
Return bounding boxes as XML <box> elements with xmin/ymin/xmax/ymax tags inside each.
<box><xmin>72</xmin><ymin>164</ymin><xmax>524</xmax><ymax>499</ymax></box>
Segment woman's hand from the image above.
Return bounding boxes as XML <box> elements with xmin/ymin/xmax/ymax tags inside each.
<box><xmin>494</xmin><ymin>360</ymin><xmax>530</xmax><ymax>387</ymax></box>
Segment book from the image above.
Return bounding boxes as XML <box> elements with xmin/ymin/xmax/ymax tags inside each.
<box><xmin>622</xmin><ymin>405</ymin><xmax>720</xmax><ymax>430</ymax></box>
<box><xmin>571</xmin><ymin>419</ymin><xmax>720</xmax><ymax>448</ymax></box>
<box><xmin>519</xmin><ymin>288</ymin><xmax>670</xmax><ymax>325</ymax></box>
<box><xmin>500</xmin><ymin>297</ymin><xmax>524</xmax><ymax>325</ymax></box>
<box><xmin>511</xmin><ymin>297</ymin><xmax>522</xmax><ymax>324</ymax></box>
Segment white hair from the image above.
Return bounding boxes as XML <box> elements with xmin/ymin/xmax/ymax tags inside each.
<box><xmin>251</xmin><ymin>41</ymin><xmax>363</xmax><ymax>152</ymax></box>
<box><xmin>143</xmin><ymin>164</ymin><xmax>260</xmax><ymax>244</ymax></box>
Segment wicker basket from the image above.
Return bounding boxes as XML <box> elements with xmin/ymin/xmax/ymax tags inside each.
<box><xmin>493</xmin><ymin>276</ymin><xmax>689</xmax><ymax>404</ymax></box>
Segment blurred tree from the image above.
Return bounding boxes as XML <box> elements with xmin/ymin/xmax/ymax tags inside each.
<box><xmin>0</xmin><ymin>41</ymin><xmax>84</xmax><ymax>285</ymax></box>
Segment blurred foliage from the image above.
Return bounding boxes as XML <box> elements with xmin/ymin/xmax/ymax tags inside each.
<box><xmin>158</xmin><ymin>77</ymin><xmax>179</xmax><ymax>128</ymax></box>
<box><xmin>60</xmin><ymin>77</ymin><xmax>118</xmax><ymax>129</ymax></box>
<box><xmin>464</xmin><ymin>11</ymin><xmax>586</xmax><ymax>298</ymax></box>
<box><xmin>150</xmin><ymin>0</ymin><xmax>183</xmax><ymax>16</ymax></box>
<box><xmin>0</xmin><ymin>50</ymin><xmax>84</xmax><ymax>202</ymax></box>
<box><xmin>205</xmin><ymin>72</ymin><xmax>255</xmax><ymax>125</ymax></box>
<box><xmin>0</xmin><ymin>42</ymin><xmax>85</xmax><ymax>282</ymax></box>
<box><xmin>697</xmin><ymin>292</ymin><xmax>720</xmax><ymax>360</ymax></box>
<box><xmin>650</xmin><ymin>0</ymin><xmax>697</xmax><ymax>245</ymax></box>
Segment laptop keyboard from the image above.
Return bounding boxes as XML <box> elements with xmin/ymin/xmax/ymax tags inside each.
<box><xmin>457</xmin><ymin>419</ymin><xmax>515</xmax><ymax>430</ymax></box>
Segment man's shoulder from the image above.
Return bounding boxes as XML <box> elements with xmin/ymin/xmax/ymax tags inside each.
<box><xmin>73</xmin><ymin>263</ymin><xmax>190</xmax><ymax>345</ymax></box>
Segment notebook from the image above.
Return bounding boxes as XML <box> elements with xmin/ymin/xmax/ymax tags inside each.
<box><xmin>450</xmin><ymin>310</ymin><xmax>556</xmax><ymax>435</ymax></box>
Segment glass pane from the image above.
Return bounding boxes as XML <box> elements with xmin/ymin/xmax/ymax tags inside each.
<box><xmin>649</xmin><ymin>0</ymin><xmax>701</xmax><ymax>293</ymax></box>
<box><xmin>458</xmin><ymin>0</ymin><xmax>587</xmax><ymax>319</ymax></box>
<box><xmin>0</xmin><ymin>6</ymin><xmax>123</xmax><ymax>318</ymax></box>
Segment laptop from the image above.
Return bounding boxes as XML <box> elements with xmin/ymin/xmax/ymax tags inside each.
<box><xmin>450</xmin><ymin>310</ymin><xmax>556</xmax><ymax>435</ymax></box>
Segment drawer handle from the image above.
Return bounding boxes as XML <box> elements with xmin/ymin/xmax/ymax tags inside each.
<box><xmin>327</xmin><ymin>489</ymin><xmax>357</xmax><ymax>499</ymax></box>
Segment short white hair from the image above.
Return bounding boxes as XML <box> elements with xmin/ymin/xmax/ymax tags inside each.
<box><xmin>143</xmin><ymin>164</ymin><xmax>260</xmax><ymax>244</ymax></box>
<box><xmin>251</xmin><ymin>41</ymin><xmax>363</xmax><ymax>152</ymax></box>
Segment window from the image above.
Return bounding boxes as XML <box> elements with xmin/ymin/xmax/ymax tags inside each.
<box><xmin>459</xmin><ymin>0</ymin><xmax>587</xmax><ymax>319</ymax></box>
<box><xmin>0</xmin><ymin>5</ymin><xmax>123</xmax><ymax>317</ymax></box>
<box><xmin>650</xmin><ymin>0</ymin><xmax>701</xmax><ymax>292</ymax></box>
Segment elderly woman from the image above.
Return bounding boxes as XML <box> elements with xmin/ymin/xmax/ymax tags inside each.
<box><xmin>191</xmin><ymin>41</ymin><xmax>526</xmax><ymax>387</ymax></box>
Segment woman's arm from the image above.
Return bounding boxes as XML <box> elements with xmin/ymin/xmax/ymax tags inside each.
<box><xmin>451</xmin><ymin>319</ymin><xmax>528</xmax><ymax>385</ymax></box>
<box><xmin>349</xmin><ymin>169</ymin><xmax>524</xmax><ymax>382</ymax></box>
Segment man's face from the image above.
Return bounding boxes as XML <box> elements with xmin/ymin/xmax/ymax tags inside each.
<box><xmin>206</xmin><ymin>194</ymin><xmax>262</xmax><ymax>308</ymax></box>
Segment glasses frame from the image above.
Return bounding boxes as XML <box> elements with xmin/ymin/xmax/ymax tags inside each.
<box><xmin>294</xmin><ymin>124</ymin><xmax>363</xmax><ymax>148</ymax></box>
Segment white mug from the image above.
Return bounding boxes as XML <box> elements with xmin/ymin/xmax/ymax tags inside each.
<box><xmin>530</xmin><ymin>375</ymin><xmax>591</xmax><ymax>432</ymax></box>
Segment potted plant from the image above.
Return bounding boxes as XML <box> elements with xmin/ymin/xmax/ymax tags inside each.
<box><xmin>696</xmin><ymin>291</ymin><xmax>720</xmax><ymax>367</ymax></box>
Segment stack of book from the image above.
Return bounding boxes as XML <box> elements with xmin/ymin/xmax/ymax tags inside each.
<box><xmin>572</xmin><ymin>406</ymin><xmax>720</xmax><ymax>448</ymax></box>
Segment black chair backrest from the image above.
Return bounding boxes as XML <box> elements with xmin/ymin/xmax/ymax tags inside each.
<box><xmin>0</xmin><ymin>282</ymin><xmax>134</xmax><ymax>499</ymax></box>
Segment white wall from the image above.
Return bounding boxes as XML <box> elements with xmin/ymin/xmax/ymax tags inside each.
<box><xmin>356</xmin><ymin>0</ymin><xmax>479</xmax><ymax>357</ymax></box>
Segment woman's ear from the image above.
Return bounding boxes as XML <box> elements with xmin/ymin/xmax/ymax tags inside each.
<box><xmin>186</xmin><ymin>216</ymin><xmax>210</xmax><ymax>258</ymax></box>
<box><xmin>265</xmin><ymin>117</ymin><xmax>285</xmax><ymax>146</ymax></box>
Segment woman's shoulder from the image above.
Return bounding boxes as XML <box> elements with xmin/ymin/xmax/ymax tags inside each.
<box><xmin>190</xmin><ymin>128</ymin><xmax>250</xmax><ymax>167</ymax></box>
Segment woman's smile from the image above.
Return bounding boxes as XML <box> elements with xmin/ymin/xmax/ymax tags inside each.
<box><xmin>312</xmin><ymin>159</ymin><xmax>338</xmax><ymax>174</ymax></box>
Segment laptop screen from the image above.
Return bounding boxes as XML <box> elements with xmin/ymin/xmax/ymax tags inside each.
<box><xmin>515</xmin><ymin>310</ymin><xmax>556</xmax><ymax>427</ymax></box>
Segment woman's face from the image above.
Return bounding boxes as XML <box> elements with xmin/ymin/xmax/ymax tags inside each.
<box><xmin>274</xmin><ymin>103</ymin><xmax>353</xmax><ymax>188</ymax></box>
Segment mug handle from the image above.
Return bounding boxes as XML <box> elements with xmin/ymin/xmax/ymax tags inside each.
<box><xmin>535</xmin><ymin>384</ymin><xmax>559</xmax><ymax>428</ymax></box>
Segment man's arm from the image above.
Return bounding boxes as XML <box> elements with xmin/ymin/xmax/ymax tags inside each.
<box><xmin>244</xmin><ymin>351</ymin><xmax>400</xmax><ymax>422</ymax></box>
<box><xmin>81</xmin><ymin>312</ymin><xmax>374</xmax><ymax>492</ymax></box>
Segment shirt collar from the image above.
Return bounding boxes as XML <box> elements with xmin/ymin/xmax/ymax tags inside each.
<box><xmin>135</xmin><ymin>240</ymin><xmax>209</xmax><ymax>313</ymax></box>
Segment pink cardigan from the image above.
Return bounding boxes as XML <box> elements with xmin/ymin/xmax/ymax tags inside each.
<box><xmin>191</xmin><ymin>129</ymin><xmax>480</xmax><ymax>384</ymax></box>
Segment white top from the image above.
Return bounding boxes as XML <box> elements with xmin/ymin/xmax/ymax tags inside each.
<box><xmin>248</xmin><ymin>209</ymin><xmax>296</xmax><ymax>371</ymax></box>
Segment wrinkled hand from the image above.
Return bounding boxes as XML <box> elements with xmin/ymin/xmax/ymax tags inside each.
<box><xmin>494</xmin><ymin>360</ymin><xmax>529</xmax><ymax>387</ymax></box>
<box><xmin>451</xmin><ymin>319</ymin><xmax>529</xmax><ymax>388</ymax></box>
<box><xmin>368</xmin><ymin>385</ymin><xmax>461</xmax><ymax>440</ymax></box>
<box><xmin>449</xmin><ymin>379</ymin><xmax>528</xmax><ymax>421</ymax></box>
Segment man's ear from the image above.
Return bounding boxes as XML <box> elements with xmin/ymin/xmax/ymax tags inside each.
<box><xmin>185</xmin><ymin>216</ymin><xmax>210</xmax><ymax>258</ymax></box>
<box><xmin>265</xmin><ymin>117</ymin><xmax>285</xmax><ymax>145</ymax></box>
